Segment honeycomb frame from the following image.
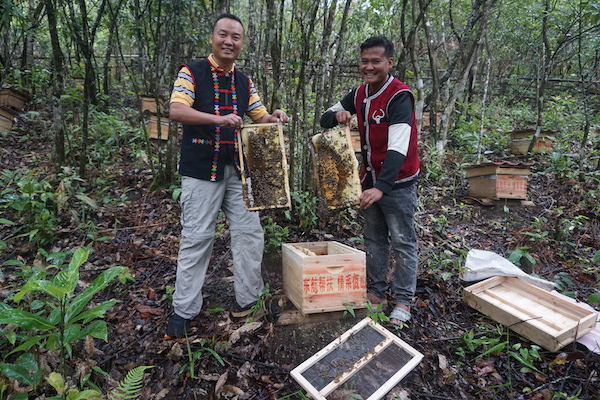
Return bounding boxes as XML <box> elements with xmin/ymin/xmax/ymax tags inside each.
<box><xmin>238</xmin><ymin>123</ymin><xmax>291</xmax><ymax>211</ymax></box>
<box><xmin>312</xmin><ymin>126</ymin><xmax>362</xmax><ymax>209</ymax></box>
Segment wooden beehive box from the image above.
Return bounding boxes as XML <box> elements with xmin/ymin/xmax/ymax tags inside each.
<box><xmin>291</xmin><ymin>317</ymin><xmax>423</xmax><ymax>399</ymax></box>
<box><xmin>510</xmin><ymin>129</ymin><xmax>555</xmax><ymax>155</ymax></box>
<box><xmin>145</xmin><ymin>115</ymin><xmax>170</xmax><ymax>140</ymax></box>
<box><xmin>349</xmin><ymin>129</ymin><xmax>361</xmax><ymax>153</ymax></box>
<box><xmin>238</xmin><ymin>123</ymin><xmax>291</xmax><ymax>210</ymax></box>
<box><xmin>0</xmin><ymin>106</ymin><xmax>17</xmax><ymax>132</ymax></box>
<box><xmin>140</xmin><ymin>95</ymin><xmax>165</xmax><ymax>115</ymax></box>
<box><xmin>282</xmin><ymin>241</ymin><xmax>366</xmax><ymax>315</ymax></box>
<box><xmin>464</xmin><ymin>276</ymin><xmax>597</xmax><ymax>352</ymax></box>
<box><xmin>312</xmin><ymin>127</ymin><xmax>362</xmax><ymax>209</ymax></box>
<box><xmin>0</xmin><ymin>87</ymin><xmax>30</xmax><ymax>112</ymax></box>
<box><xmin>464</xmin><ymin>162</ymin><xmax>531</xmax><ymax>200</ymax></box>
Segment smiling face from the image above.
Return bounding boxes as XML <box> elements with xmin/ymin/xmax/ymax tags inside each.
<box><xmin>359</xmin><ymin>46</ymin><xmax>393</xmax><ymax>94</ymax></box>
<box><xmin>210</xmin><ymin>17</ymin><xmax>244</xmax><ymax>70</ymax></box>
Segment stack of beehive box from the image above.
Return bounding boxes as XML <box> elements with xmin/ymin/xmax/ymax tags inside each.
<box><xmin>0</xmin><ymin>87</ymin><xmax>30</xmax><ymax>133</ymax></box>
<box><xmin>141</xmin><ymin>95</ymin><xmax>169</xmax><ymax>140</ymax></box>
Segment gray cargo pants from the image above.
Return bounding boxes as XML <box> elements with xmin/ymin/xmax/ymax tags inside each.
<box><xmin>172</xmin><ymin>165</ymin><xmax>265</xmax><ymax>320</ymax></box>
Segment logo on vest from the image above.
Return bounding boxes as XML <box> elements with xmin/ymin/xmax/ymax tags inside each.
<box><xmin>371</xmin><ymin>109</ymin><xmax>385</xmax><ymax>124</ymax></box>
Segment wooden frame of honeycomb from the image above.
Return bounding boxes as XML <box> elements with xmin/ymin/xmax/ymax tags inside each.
<box><xmin>312</xmin><ymin>126</ymin><xmax>362</xmax><ymax>209</ymax></box>
<box><xmin>238</xmin><ymin>123</ymin><xmax>291</xmax><ymax>211</ymax></box>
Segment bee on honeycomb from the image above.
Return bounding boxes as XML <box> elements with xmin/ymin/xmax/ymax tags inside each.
<box><xmin>313</xmin><ymin>129</ymin><xmax>361</xmax><ymax>209</ymax></box>
<box><xmin>241</xmin><ymin>124</ymin><xmax>290</xmax><ymax>210</ymax></box>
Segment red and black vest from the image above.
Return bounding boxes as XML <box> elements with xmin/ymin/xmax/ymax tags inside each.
<box><xmin>354</xmin><ymin>77</ymin><xmax>420</xmax><ymax>189</ymax></box>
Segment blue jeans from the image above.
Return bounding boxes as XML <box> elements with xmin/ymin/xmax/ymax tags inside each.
<box><xmin>361</xmin><ymin>183</ymin><xmax>418</xmax><ymax>306</ymax></box>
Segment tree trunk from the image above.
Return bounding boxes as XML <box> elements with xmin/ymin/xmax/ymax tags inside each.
<box><xmin>325</xmin><ymin>0</ymin><xmax>352</xmax><ymax>108</ymax></box>
<box><xmin>45</xmin><ymin>0</ymin><xmax>66</xmax><ymax>166</ymax></box>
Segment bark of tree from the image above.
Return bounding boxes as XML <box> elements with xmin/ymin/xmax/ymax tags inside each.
<box><xmin>288</xmin><ymin>0</ymin><xmax>319</xmax><ymax>191</ymax></box>
<box><xmin>264</xmin><ymin>0</ymin><xmax>285</xmax><ymax>110</ymax></box>
<box><xmin>45</xmin><ymin>0</ymin><xmax>66</xmax><ymax>166</ymax></box>
<box><xmin>528</xmin><ymin>0</ymin><xmax>551</xmax><ymax>154</ymax></box>
<box><xmin>435</xmin><ymin>0</ymin><xmax>496</xmax><ymax>162</ymax></box>
<box><xmin>313</xmin><ymin>0</ymin><xmax>337</xmax><ymax>133</ymax></box>
<box><xmin>324</xmin><ymin>0</ymin><xmax>352</xmax><ymax>109</ymax></box>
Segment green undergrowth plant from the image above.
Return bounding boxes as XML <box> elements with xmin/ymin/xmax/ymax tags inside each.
<box><xmin>0</xmin><ymin>168</ymin><xmax>59</xmax><ymax>246</ymax></box>
<box><xmin>365</xmin><ymin>301</ymin><xmax>389</xmax><ymax>325</ymax></box>
<box><xmin>263</xmin><ymin>217</ymin><xmax>289</xmax><ymax>254</ymax></box>
<box><xmin>455</xmin><ymin>326</ymin><xmax>544</xmax><ymax>374</ymax></box>
<box><xmin>245</xmin><ymin>284</ymin><xmax>275</xmax><ymax>324</ymax></box>
<box><xmin>46</xmin><ymin>365</ymin><xmax>153</xmax><ymax>400</ymax></box>
<box><xmin>0</xmin><ymin>247</ymin><xmax>128</xmax><ymax>388</ymax></box>
<box><xmin>285</xmin><ymin>190</ymin><xmax>318</xmax><ymax>229</ymax></box>
<box><xmin>180</xmin><ymin>336</ymin><xmax>224</xmax><ymax>379</ymax></box>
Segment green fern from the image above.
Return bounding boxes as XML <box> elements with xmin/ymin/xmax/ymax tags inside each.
<box><xmin>108</xmin><ymin>366</ymin><xmax>153</xmax><ymax>400</ymax></box>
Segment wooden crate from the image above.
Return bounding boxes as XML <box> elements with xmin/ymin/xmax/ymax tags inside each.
<box><xmin>145</xmin><ymin>115</ymin><xmax>170</xmax><ymax>140</ymax></box>
<box><xmin>291</xmin><ymin>317</ymin><xmax>423</xmax><ymax>400</ymax></box>
<box><xmin>349</xmin><ymin>129</ymin><xmax>361</xmax><ymax>153</ymax></box>
<box><xmin>465</xmin><ymin>162</ymin><xmax>531</xmax><ymax>200</ymax></box>
<box><xmin>464</xmin><ymin>276</ymin><xmax>597</xmax><ymax>351</ymax></box>
<box><xmin>312</xmin><ymin>127</ymin><xmax>362</xmax><ymax>209</ymax></box>
<box><xmin>0</xmin><ymin>106</ymin><xmax>17</xmax><ymax>132</ymax></box>
<box><xmin>0</xmin><ymin>87</ymin><xmax>29</xmax><ymax>112</ymax></box>
<box><xmin>140</xmin><ymin>95</ymin><xmax>164</xmax><ymax>115</ymax></box>
<box><xmin>282</xmin><ymin>241</ymin><xmax>366</xmax><ymax>315</ymax></box>
<box><xmin>510</xmin><ymin>129</ymin><xmax>555</xmax><ymax>155</ymax></box>
<box><xmin>238</xmin><ymin>123</ymin><xmax>291</xmax><ymax>210</ymax></box>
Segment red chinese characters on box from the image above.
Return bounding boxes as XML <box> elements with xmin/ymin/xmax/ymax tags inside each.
<box><xmin>303</xmin><ymin>274</ymin><xmax>366</xmax><ymax>294</ymax></box>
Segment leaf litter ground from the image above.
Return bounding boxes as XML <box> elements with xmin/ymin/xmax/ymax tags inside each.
<box><xmin>0</xmin><ymin>125</ymin><xmax>599</xmax><ymax>400</ymax></box>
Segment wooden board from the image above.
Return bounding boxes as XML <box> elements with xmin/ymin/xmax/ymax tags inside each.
<box><xmin>140</xmin><ymin>95</ymin><xmax>164</xmax><ymax>115</ymax></box>
<box><xmin>282</xmin><ymin>241</ymin><xmax>366</xmax><ymax>315</ymax></box>
<box><xmin>464</xmin><ymin>276</ymin><xmax>597</xmax><ymax>351</ymax></box>
<box><xmin>465</xmin><ymin>164</ymin><xmax>531</xmax><ymax>178</ymax></box>
<box><xmin>145</xmin><ymin>115</ymin><xmax>170</xmax><ymax>140</ymax></box>
<box><xmin>238</xmin><ymin>123</ymin><xmax>291</xmax><ymax>211</ymax></box>
<box><xmin>312</xmin><ymin>127</ymin><xmax>362</xmax><ymax>210</ymax></box>
<box><xmin>291</xmin><ymin>317</ymin><xmax>423</xmax><ymax>400</ymax></box>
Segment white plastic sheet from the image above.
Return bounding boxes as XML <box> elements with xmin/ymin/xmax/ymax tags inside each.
<box><xmin>462</xmin><ymin>249</ymin><xmax>555</xmax><ymax>291</ymax></box>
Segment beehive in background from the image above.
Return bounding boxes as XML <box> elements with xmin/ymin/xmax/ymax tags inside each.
<box><xmin>0</xmin><ymin>106</ymin><xmax>17</xmax><ymax>133</ymax></box>
<box><xmin>0</xmin><ymin>87</ymin><xmax>30</xmax><ymax>113</ymax></box>
<box><xmin>464</xmin><ymin>162</ymin><xmax>532</xmax><ymax>200</ymax></box>
<box><xmin>239</xmin><ymin>123</ymin><xmax>291</xmax><ymax>210</ymax></box>
<box><xmin>510</xmin><ymin>128</ymin><xmax>556</xmax><ymax>154</ymax></box>
<box><xmin>312</xmin><ymin>127</ymin><xmax>361</xmax><ymax>209</ymax></box>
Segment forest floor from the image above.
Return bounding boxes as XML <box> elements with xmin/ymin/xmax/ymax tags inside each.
<box><xmin>1</xmin><ymin>118</ymin><xmax>599</xmax><ymax>400</ymax></box>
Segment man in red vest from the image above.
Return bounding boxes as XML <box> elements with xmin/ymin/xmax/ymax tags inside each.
<box><xmin>320</xmin><ymin>36</ymin><xmax>420</xmax><ymax>326</ymax></box>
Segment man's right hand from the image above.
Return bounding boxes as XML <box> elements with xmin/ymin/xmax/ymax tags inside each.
<box><xmin>218</xmin><ymin>113</ymin><xmax>244</xmax><ymax>129</ymax></box>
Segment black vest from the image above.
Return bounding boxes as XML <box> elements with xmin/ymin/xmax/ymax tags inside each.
<box><xmin>178</xmin><ymin>59</ymin><xmax>251</xmax><ymax>181</ymax></box>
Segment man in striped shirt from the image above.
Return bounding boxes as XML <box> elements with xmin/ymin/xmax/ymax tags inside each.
<box><xmin>166</xmin><ymin>13</ymin><xmax>289</xmax><ymax>338</ymax></box>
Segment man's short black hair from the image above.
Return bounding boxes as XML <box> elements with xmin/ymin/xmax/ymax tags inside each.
<box><xmin>212</xmin><ymin>13</ymin><xmax>244</xmax><ymax>32</ymax></box>
<box><xmin>360</xmin><ymin>36</ymin><xmax>394</xmax><ymax>58</ymax></box>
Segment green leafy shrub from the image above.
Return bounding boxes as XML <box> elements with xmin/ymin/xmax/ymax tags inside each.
<box><xmin>0</xmin><ymin>248</ymin><xmax>127</xmax><ymax>375</ymax></box>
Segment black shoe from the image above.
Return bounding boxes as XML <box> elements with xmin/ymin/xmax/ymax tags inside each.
<box><xmin>265</xmin><ymin>298</ymin><xmax>280</xmax><ymax>323</ymax></box>
<box><xmin>166</xmin><ymin>313</ymin><xmax>190</xmax><ymax>338</ymax></box>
